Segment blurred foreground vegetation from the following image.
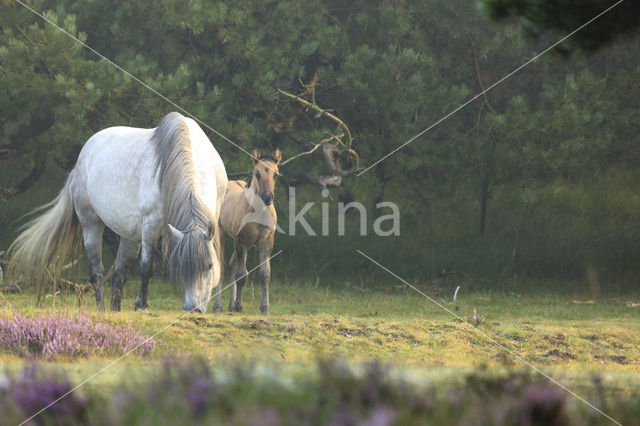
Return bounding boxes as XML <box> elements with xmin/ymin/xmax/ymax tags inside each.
<box><xmin>2</xmin><ymin>356</ymin><xmax>639</xmax><ymax>425</ymax></box>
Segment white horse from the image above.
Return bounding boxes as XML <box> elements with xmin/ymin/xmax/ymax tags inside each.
<box><xmin>9</xmin><ymin>112</ymin><xmax>228</xmax><ymax>313</ymax></box>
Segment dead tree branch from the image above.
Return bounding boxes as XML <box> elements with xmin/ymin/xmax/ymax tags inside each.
<box><xmin>0</xmin><ymin>153</ymin><xmax>47</xmax><ymax>202</ymax></box>
<box><xmin>277</xmin><ymin>88</ymin><xmax>353</xmax><ymax>150</ymax></box>
<box><xmin>275</xmin><ymin>88</ymin><xmax>359</xmax><ymax>189</ymax></box>
<box><xmin>280</xmin><ymin>141</ymin><xmax>324</xmax><ymax>166</ymax></box>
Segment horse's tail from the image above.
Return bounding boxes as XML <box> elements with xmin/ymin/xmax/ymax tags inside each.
<box><xmin>8</xmin><ymin>171</ymin><xmax>81</xmax><ymax>282</ymax></box>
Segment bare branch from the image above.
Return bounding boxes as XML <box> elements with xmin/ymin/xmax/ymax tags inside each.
<box><xmin>61</xmin><ymin>257</ymin><xmax>81</xmax><ymax>271</ymax></box>
<box><xmin>280</xmin><ymin>141</ymin><xmax>324</xmax><ymax>166</ymax></box>
<box><xmin>227</xmin><ymin>171</ymin><xmax>253</xmax><ymax>178</ymax></box>
<box><xmin>0</xmin><ymin>282</ymin><xmax>22</xmax><ymax>293</ymax></box>
<box><xmin>309</xmin><ymin>174</ymin><xmax>342</xmax><ymax>189</ymax></box>
<box><xmin>0</xmin><ymin>154</ymin><xmax>47</xmax><ymax>202</ymax></box>
<box><xmin>322</xmin><ymin>143</ymin><xmax>359</xmax><ymax>176</ymax></box>
<box><xmin>277</xmin><ymin>88</ymin><xmax>353</xmax><ymax>149</ymax></box>
<box><xmin>0</xmin><ymin>148</ymin><xmax>19</xmax><ymax>160</ymax></box>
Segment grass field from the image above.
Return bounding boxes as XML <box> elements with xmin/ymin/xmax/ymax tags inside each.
<box><xmin>2</xmin><ymin>276</ymin><xmax>639</xmax><ymax>377</ymax></box>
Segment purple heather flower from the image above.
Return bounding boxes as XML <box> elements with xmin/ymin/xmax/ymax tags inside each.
<box><xmin>0</xmin><ymin>313</ymin><xmax>157</xmax><ymax>359</ymax></box>
<box><xmin>10</xmin><ymin>363</ymin><xmax>87</xmax><ymax>425</ymax></box>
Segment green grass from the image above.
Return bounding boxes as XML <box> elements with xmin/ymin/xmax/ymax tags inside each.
<box><xmin>2</xmin><ymin>277</ymin><xmax>639</xmax><ymax>376</ymax></box>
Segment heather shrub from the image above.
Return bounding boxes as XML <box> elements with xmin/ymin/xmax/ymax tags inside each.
<box><xmin>2</xmin><ymin>363</ymin><xmax>88</xmax><ymax>426</ymax></box>
<box><xmin>0</xmin><ymin>313</ymin><xmax>157</xmax><ymax>359</ymax></box>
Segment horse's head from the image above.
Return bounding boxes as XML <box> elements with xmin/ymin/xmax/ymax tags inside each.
<box><xmin>250</xmin><ymin>148</ymin><xmax>281</xmax><ymax>206</ymax></box>
<box><xmin>167</xmin><ymin>222</ymin><xmax>220</xmax><ymax>313</ymax></box>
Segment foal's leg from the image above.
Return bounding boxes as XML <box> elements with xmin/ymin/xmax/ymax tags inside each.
<box><xmin>257</xmin><ymin>234</ymin><xmax>274</xmax><ymax>315</ymax></box>
<box><xmin>135</xmin><ymin>220</ymin><xmax>161</xmax><ymax>311</ymax></box>
<box><xmin>227</xmin><ymin>247</ymin><xmax>238</xmax><ymax>312</ymax></box>
<box><xmin>230</xmin><ymin>244</ymin><xmax>248</xmax><ymax>312</ymax></box>
<box><xmin>213</xmin><ymin>231</ymin><xmax>225</xmax><ymax>313</ymax></box>
<box><xmin>110</xmin><ymin>238</ymin><xmax>140</xmax><ymax>311</ymax></box>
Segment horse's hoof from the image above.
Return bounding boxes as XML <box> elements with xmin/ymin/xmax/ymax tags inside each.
<box><xmin>134</xmin><ymin>297</ymin><xmax>147</xmax><ymax>311</ymax></box>
<box><xmin>111</xmin><ymin>295</ymin><xmax>121</xmax><ymax>311</ymax></box>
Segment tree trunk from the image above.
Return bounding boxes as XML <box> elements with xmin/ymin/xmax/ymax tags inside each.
<box><xmin>479</xmin><ymin>175</ymin><xmax>490</xmax><ymax>236</ymax></box>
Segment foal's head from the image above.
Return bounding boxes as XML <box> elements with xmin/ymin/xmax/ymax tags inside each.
<box><xmin>250</xmin><ymin>148</ymin><xmax>281</xmax><ymax>206</ymax></box>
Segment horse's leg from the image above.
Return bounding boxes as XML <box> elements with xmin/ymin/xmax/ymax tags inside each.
<box><xmin>232</xmin><ymin>244</ymin><xmax>248</xmax><ymax>312</ymax></box>
<box><xmin>83</xmin><ymin>223</ymin><xmax>105</xmax><ymax>310</ymax></box>
<box><xmin>135</xmin><ymin>219</ymin><xmax>161</xmax><ymax>311</ymax></box>
<box><xmin>75</xmin><ymin>201</ymin><xmax>105</xmax><ymax>310</ymax></box>
<box><xmin>257</xmin><ymin>234</ymin><xmax>274</xmax><ymax>315</ymax></box>
<box><xmin>110</xmin><ymin>238</ymin><xmax>140</xmax><ymax>311</ymax></box>
<box><xmin>213</xmin><ymin>276</ymin><xmax>224</xmax><ymax>312</ymax></box>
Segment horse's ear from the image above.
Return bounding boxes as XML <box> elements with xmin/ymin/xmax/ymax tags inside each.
<box><xmin>205</xmin><ymin>222</ymin><xmax>215</xmax><ymax>241</ymax></box>
<box><xmin>273</xmin><ymin>148</ymin><xmax>282</xmax><ymax>165</ymax></box>
<box><xmin>167</xmin><ymin>224</ymin><xmax>184</xmax><ymax>246</ymax></box>
<box><xmin>251</xmin><ymin>149</ymin><xmax>260</xmax><ymax>164</ymax></box>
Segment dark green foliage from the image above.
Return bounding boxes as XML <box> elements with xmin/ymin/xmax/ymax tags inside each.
<box><xmin>1</xmin><ymin>0</ymin><xmax>639</xmax><ymax>285</ymax></box>
<box><xmin>481</xmin><ymin>0</ymin><xmax>640</xmax><ymax>51</ymax></box>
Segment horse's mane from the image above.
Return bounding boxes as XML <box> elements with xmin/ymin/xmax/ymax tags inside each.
<box><xmin>151</xmin><ymin>112</ymin><xmax>218</xmax><ymax>288</ymax></box>
<box><xmin>152</xmin><ymin>112</ymin><xmax>214</xmax><ymax>231</ymax></box>
<box><xmin>257</xmin><ymin>153</ymin><xmax>279</xmax><ymax>163</ymax></box>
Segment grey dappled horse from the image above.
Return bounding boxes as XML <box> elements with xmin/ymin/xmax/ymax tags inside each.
<box><xmin>9</xmin><ymin>112</ymin><xmax>227</xmax><ymax>313</ymax></box>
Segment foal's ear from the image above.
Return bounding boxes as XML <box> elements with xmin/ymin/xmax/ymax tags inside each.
<box><xmin>167</xmin><ymin>224</ymin><xmax>184</xmax><ymax>246</ymax></box>
<box><xmin>205</xmin><ymin>222</ymin><xmax>215</xmax><ymax>241</ymax></box>
<box><xmin>251</xmin><ymin>149</ymin><xmax>260</xmax><ymax>164</ymax></box>
<box><xmin>273</xmin><ymin>148</ymin><xmax>282</xmax><ymax>165</ymax></box>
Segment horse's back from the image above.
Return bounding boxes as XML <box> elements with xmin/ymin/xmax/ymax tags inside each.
<box><xmin>74</xmin><ymin>126</ymin><xmax>158</xmax><ymax>240</ymax></box>
<box><xmin>73</xmin><ymin>114</ymin><xmax>227</xmax><ymax>241</ymax></box>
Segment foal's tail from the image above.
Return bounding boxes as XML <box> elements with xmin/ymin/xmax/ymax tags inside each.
<box><xmin>8</xmin><ymin>171</ymin><xmax>81</xmax><ymax>281</ymax></box>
